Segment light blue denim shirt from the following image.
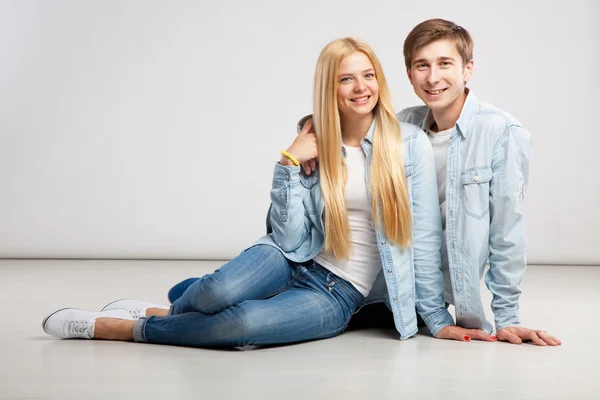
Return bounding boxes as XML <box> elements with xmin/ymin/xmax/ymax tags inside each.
<box><xmin>253</xmin><ymin>121</ymin><xmax>454</xmax><ymax>339</ymax></box>
<box><xmin>397</xmin><ymin>90</ymin><xmax>532</xmax><ymax>332</ymax></box>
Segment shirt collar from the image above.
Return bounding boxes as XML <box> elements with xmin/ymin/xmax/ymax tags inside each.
<box><xmin>362</xmin><ymin>117</ymin><xmax>377</xmax><ymax>144</ymax></box>
<box><xmin>421</xmin><ymin>89</ymin><xmax>479</xmax><ymax>138</ymax></box>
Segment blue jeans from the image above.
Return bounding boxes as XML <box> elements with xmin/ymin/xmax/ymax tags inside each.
<box><xmin>132</xmin><ymin>245</ymin><xmax>365</xmax><ymax>347</ymax></box>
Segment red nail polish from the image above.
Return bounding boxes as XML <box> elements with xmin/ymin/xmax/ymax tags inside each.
<box><xmin>464</xmin><ymin>336</ymin><xmax>471</xmax><ymax>341</ymax></box>
<box><xmin>491</xmin><ymin>336</ymin><xmax>498</xmax><ymax>341</ymax></box>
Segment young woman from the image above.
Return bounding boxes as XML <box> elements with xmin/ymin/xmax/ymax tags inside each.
<box><xmin>43</xmin><ymin>38</ymin><xmax>492</xmax><ymax>347</ymax></box>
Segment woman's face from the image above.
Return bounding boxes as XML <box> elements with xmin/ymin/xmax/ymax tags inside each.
<box><xmin>336</xmin><ymin>52</ymin><xmax>379</xmax><ymax>119</ymax></box>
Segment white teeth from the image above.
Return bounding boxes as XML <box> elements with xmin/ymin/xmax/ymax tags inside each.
<box><xmin>427</xmin><ymin>89</ymin><xmax>445</xmax><ymax>95</ymax></box>
<box><xmin>352</xmin><ymin>96</ymin><xmax>369</xmax><ymax>102</ymax></box>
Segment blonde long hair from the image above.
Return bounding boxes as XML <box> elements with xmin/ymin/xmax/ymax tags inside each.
<box><xmin>313</xmin><ymin>38</ymin><xmax>412</xmax><ymax>259</ymax></box>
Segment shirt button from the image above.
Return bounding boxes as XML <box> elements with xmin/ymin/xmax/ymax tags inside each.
<box><xmin>473</xmin><ymin>175</ymin><xmax>480</xmax><ymax>182</ymax></box>
<box><xmin>387</xmin><ymin>269</ymin><xmax>392</xmax><ymax>273</ymax></box>
<box><xmin>393</xmin><ymin>297</ymin><xmax>397</xmax><ymax>302</ymax></box>
<box><xmin>381</xmin><ymin>241</ymin><xmax>387</xmax><ymax>245</ymax></box>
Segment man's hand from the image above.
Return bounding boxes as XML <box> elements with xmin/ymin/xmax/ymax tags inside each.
<box><xmin>435</xmin><ymin>325</ymin><xmax>497</xmax><ymax>342</ymax></box>
<box><xmin>496</xmin><ymin>326</ymin><xmax>561</xmax><ymax>346</ymax></box>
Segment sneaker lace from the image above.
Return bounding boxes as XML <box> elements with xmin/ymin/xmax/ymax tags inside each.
<box><xmin>68</xmin><ymin>320</ymin><xmax>92</xmax><ymax>336</ymax></box>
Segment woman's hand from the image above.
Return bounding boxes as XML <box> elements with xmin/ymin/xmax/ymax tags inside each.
<box><xmin>281</xmin><ymin>120</ymin><xmax>318</xmax><ymax>169</ymax></box>
<box><xmin>294</xmin><ymin>119</ymin><xmax>318</xmax><ymax>175</ymax></box>
<box><xmin>435</xmin><ymin>325</ymin><xmax>497</xmax><ymax>342</ymax></box>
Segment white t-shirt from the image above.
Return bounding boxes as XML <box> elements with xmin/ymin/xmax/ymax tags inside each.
<box><xmin>314</xmin><ymin>144</ymin><xmax>381</xmax><ymax>297</ymax></box>
<box><xmin>427</xmin><ymin>121</ymin><xmax>455</xmax><ymax>304</ymax></box>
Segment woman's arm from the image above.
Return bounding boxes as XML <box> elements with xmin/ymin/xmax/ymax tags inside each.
<box><xmin>268</xmin><ymin>121</ymin><xmax>318</xmax><ymax>252</ymax></box>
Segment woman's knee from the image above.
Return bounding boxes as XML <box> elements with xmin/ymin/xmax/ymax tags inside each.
<box><xmin>174</xmin><ymin>246</ymin><xmax>290</xmax><ymax>315</ymax></box>
<box><xmin>182</xmin><ymin>270</ymin><xmax>238</xmax><ymax>314</ymax></box>
<box><xmin>167</xmin><ymin>277</ymin><xmax>199</xmax><ymax>304</ymax></box>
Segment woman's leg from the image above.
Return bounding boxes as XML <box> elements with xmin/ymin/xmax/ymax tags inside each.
<box><xmin>131</xmin><ymin>264</ymin><xmax>365</xmax><ymax>348</ymax></box>
<box><xmin>167</xmin><ymin>277</ymin><xmax>199</xmax><ymax>304</ymax></box>
<box><xmin>43</xmin><ymin>246</ymin><xmax>298</xmax><ymax>341</ymax></box>
<box><xmin>170</xmin><ymin>245</ymin><xmax>297</xmax><ymax>315</ymax></box>
<box><xmin>102</xmin><ymin>245</ymin><xmax>294</xmax><ymax>319</ymax></box>
<box><xmin>44</xmin><ymin>261</ymin><xmax>364</xmax><ymax>347</ymax></box>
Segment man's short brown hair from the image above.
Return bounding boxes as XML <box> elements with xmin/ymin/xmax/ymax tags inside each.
<box><xmin>403</xmin><ymin>18</ymin><xmax>474</xmax><ymax>69</ymax></box>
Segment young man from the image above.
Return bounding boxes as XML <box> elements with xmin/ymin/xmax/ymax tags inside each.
<box><xmin>398</xmin><ymin>18</ymin><xmax>559</xmax><ymax>346</ymax></box>
<box><xmin>299</xmin><ymin>20</ymin><xmax>561</xmax><ymax>346</ymax></box>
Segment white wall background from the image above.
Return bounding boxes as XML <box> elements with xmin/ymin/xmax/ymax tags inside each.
<box><xmin>0</xmin><ymin>0</ymin><xmax>598</xmax><ymax>263</ymax></box>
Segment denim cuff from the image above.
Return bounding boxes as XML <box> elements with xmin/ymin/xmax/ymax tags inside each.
<box><xmin>273</xmin><ymin>162</ymin><xmax>301</xmax><ymax>186</ymax></box>
<box><xmin>494</xmin><ymin>307</ymin><xmax>521</xmax><ymax>331</ymax></box>
<box><xmin>424</xmin><ymin>308</ymin><xmax>455</xmax><ymax>337</ymax></box>
<box><xmin>132</xmin><ymin>317</ymin><xmax>148</xmax><ymax>343</ymax></box>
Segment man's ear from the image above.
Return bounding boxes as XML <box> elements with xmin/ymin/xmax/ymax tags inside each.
<box><xmin>406</xmin><ymin>68</ymin><xmax>413</xmax><ymax>85</ymax></box>
<box><xmin>463</xmin><ymin>59</ymin><xmax>474</xmax><ymax>84</ymax></box>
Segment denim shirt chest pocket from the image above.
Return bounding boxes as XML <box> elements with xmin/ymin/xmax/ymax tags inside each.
<box><xmin>461</xmin><ymin>166</ymin><xmax>492</xmax><ymax>219</ymax></box>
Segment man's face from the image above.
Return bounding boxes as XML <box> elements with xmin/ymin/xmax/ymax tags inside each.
<box><xmin>407</xmin><ymin>39</ymin><xmax>473</xmax><ymax>113</ymax></box>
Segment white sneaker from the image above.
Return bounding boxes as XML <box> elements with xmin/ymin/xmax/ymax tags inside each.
<box><xmin>101</xmin><ymin>299</ymin><xmax>170</xmax><ymax>320</ymax></box>
<box><xmin>42</xmin><ymin>308</ymin><xmax>133</xmax><ymax>339</ymax></box>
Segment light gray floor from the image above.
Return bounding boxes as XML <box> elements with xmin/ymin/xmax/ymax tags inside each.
<box><xmin>1</xmin><ymin>260</ymin><xmax>598</xmax><ymax>400</ymax></box>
